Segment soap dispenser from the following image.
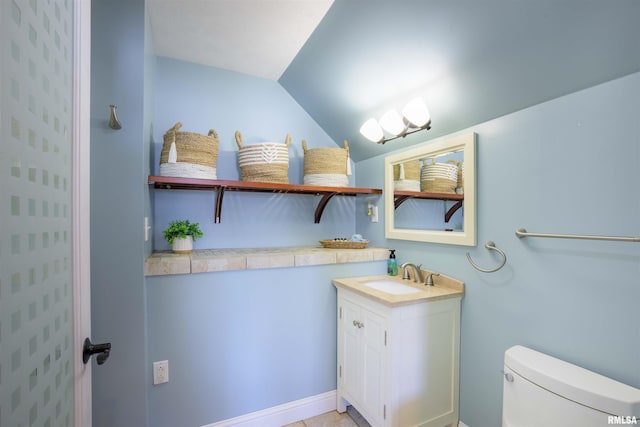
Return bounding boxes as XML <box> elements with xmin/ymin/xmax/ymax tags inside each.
<box><xmin>387</xmin><ymin>249</ymin><xmax>398</xmax><ymax>276</ymax></box>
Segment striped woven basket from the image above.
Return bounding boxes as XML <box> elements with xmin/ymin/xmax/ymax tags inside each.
<box><xmin>236</xmin><ymin>131</ymin><xmax>290</xmax><ymax>183</ymax></box>
<box><xmin>160</xmin><ymin>122</ymin><xmax>219</xmax><ymax>179</ymax></box>
<box><xmin>420</xmin><ymin>157</ymin><xmax>458</xmax><ymax>193</ymax></box>
<box><xmin>302</xmin><ymin>140</ymin><xmax>351</xmax><ymax>187</ymax></box>
<box><xmin>456</xmin><ymin>161</ymin><xmax>464</xmax><ymax>193</ymax></box>
<box><xmin>393</xmin><ymin>160</ymin><xmax>421</xmax><ymax>191</ymax></box>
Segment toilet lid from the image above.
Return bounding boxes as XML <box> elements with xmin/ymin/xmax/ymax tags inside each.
<box><xmin>505</xmin><ymin>345</ymin><xmax>640</xmax><ymax>416</ymax></box>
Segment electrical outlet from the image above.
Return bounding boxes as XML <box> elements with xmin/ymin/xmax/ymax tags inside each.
<box><xmin>153</xmin><ymin>360</ymin><xmax>169</xmax><ymax>385</ymax></box>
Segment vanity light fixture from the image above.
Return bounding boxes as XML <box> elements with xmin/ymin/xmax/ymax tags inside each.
<box><xmin>360</xmin><ymin>97</ymin><xmax>431</xmax><ymax>144</ymax></box>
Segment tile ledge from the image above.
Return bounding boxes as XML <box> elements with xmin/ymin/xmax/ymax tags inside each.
<box><xmin>145</xmin><ymin>246</ymin><xmax>389</xmax><ymax>276</ymax></box>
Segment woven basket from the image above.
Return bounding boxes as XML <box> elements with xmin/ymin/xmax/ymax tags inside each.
<box><xmin>302</xmin><ymin>140</ymin><xmax>350</xmax><ymax>187</ymax></box>
<box><xmin>456</xmin><ymin>161</ymin><xmax>464</xmax><ymax>193</ymax></box>
<box><xmin>160</xmin><ymin>122</ymin><xmax>219</xmax><ymax>179</ymax></box>
<box><xmin>319</xmin><ymin>239</ymin><xmax>369</xmax><ymax>249</ymax></box>
<box><xmin>420</xmin><ymin>158</ymin><xmax>458</xmax><ymax>193</ymax></box>
<box><xmin>393</xmin><ymin>160</ymin><xmax>421</xmax><ymax>191</ymax></box>
<box><xmin>236</xmin><ymin>131</ymin><xmax>290</xmax><ymax>183</ymax></box>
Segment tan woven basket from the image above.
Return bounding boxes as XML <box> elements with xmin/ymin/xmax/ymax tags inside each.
<box><xmin>236</xmin><ymin>131</ymin><xmax>290</xmax><ymax>183</ymax></box>
<box><xmin>420</xmin><ymin>158</ymin><xmax>458</xmax><ymax>193</ymax></box>
<box><xmin>393</xmin><ymin>160</ymin><xmax>421</xmax><ymax>191</ymax></box>
<box><xmin>160</xmin><ymin>122</ymin><xmax>219</xmax><ymax>179</ymax></box>
<box><xmin>302</xmin><ymin>140</ymin><xmax>350</xmax><ymax>187</ymax></box>
<box><xmin>456</xmin><ymin>161</ymin><xmax>464</xmax><ymax>193</ymax></box>
<box><xmin>393</xmin><ymin>160</ymin><xmax>420</xmax><ymax>181</ymax></box>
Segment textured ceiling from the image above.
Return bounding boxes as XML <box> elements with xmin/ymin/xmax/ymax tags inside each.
<box><xmin>149</xmin><ymin>0</ymin><xmax>640</xmax><ymax>161</ymax></box>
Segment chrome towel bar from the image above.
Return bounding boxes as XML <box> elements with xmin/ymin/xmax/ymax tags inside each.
<box><xmin>515</xmin><ymin>228</ymin><xmax>640</xmax><ymax>243</ymax></box>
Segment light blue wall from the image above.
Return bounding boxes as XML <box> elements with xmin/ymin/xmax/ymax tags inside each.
<box><xmin>90</xmin><ymin>0</ymin><xmax>149</xmax><ymax>425</ymax></box>
<box><xmin>151</xmin><ymin>57</ymin><xmax>361</xmax><ymax>250</ymax></box>
<box><xmin>356</xmin><ymin>72</ymin><xmax>640</xmax><ymax>427</ymax></box>
<box><xmin>146</xmin><ymin>263</ymin><xmax>385</xmax><ymax>426</ymax></box>
<box><xmin>144</xmin><ymin>5</ymin><xmax>156</xmax><ymax>257</ymax></box>
<box><xmin>146</xmin><ymin>57</ymin><xmax>386</xmax><ymax>425</ymax></box>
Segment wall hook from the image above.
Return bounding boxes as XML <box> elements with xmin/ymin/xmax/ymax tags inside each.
<box><xmin>109</xmin><ymin>104</ymin><xmax>122</xmax><ymax>130</ymax></box>
<box><xmin>466</xmin><ymin>240</ymin><xmax>507</xmax><ymax>273</ymax></box>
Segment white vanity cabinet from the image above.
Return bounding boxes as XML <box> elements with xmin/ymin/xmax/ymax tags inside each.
<box><xmin>335</xmin><ymin>284</ymin><xmax>461</xmax><ymax>427</ymax></box>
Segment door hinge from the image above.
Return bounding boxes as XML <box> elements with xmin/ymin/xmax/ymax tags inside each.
<box><xmin>384</xmin><ymin>330</ymin><xmax>387</xmax><ymax>346</ymax></box>
<box><xmin>383</xmin><ymin>404</ymin><xmax>387</xmax><ymax>419</ymax></box>
<box><xmin>339</xmin><ymin>306</ymin><xmax>342</xmax><ymax>319</ymax></box>
<box><xmin>339</xmin><ymin>365</ymin><xmax>342</xmax><ymax>378</ymax></box>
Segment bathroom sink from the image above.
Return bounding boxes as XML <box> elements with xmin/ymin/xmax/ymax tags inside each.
<box><xmin>360</xmin><ymin>279</ymin><xmax>423</xmax><ymax>295</ymax></box>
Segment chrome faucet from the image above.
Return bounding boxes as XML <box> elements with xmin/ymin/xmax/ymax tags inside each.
<box><xmin>400</xmin><ymin>262</ymin><xmax>424</xmax><ymax>283</ymax></box>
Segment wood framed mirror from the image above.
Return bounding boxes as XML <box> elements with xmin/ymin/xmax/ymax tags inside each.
<box><xmin>384</xmin><ymin>132</ymin><xmax>476</xmax><ymax>246</ymax></box>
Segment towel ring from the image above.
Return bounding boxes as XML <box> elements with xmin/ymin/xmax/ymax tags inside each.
<box><xmin>466</xmin><ymin>241</ymin><xmax>507</xmax><ymax>273</ymax></box>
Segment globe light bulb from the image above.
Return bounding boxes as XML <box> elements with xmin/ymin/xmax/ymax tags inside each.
<box><xmin>359</xmin><ymin>118</ymin><xmax>384</xmax><ymax>142</ymax></box>
<box><xmin>379</xmin><ymin>110</ymin><xmax>405</xmax><ymax>136</ymax></box>
<box><xmin>402</xmin><ymin>97</ymin><xmax>430</xmax><ymax>127</ymax></box>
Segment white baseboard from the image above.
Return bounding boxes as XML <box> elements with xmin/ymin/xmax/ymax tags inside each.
<box><xmin>459</xmin><ymin>421</ymin><xmax>469</xmax><ymax>427</ymax></box>
<box><xmin>201</xmin><ymin>390</ymin><xmax>337</xmax><ymax>427</ymax></box>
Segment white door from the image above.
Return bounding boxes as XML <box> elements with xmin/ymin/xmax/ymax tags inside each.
<box><xmin>0</xmin><ymin>1</ymin><xmax>92</xmax><ymax>426</ymax></box>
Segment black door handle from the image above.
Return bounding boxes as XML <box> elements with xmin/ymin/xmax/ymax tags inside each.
<box><xmin>83</xmin><ymin>337</ymin><xmax>111</xmax><ymax>365</ymax></box>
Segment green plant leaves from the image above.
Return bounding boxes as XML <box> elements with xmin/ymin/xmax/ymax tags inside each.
<box><xmin>163</xmin><ymin>220</ymin><xmax>204</xmax><ymax>245</ymax></box>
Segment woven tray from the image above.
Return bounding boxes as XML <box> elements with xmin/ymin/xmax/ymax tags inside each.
<box><xmin>319</xmin><ymin>239</ymin><xmax>369</xmax><ymax>249</ymax></box>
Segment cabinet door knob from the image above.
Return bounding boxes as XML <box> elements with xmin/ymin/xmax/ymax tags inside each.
<box><xmin>352</xmin><ymin>320</ymin><xmax>364</xmax><ymax>328</ymax></box>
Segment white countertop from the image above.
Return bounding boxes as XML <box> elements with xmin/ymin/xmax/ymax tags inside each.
<box><xmin>332</xmin><ymin>272</ymin><xmax>464</xmax><ymax>306</ymax></box>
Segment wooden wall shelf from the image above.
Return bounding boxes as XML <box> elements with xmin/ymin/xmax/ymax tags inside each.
<box><xmin>148</xmin><ymin>176</ymin><xmax>382</xmax><ymax>223</ymax></box>
<box><xmin>393</xmin><ymin>190</ymin><xmax>464</xmax><ymax>222</ymax></box>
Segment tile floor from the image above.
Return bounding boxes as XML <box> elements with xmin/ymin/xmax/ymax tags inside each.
<box><xmin>283</xmin><ymin>407</ymin><xmax>371</xmax><ymax>427</ymax></box>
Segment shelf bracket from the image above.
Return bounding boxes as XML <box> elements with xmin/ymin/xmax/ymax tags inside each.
<box><xmin>214</xmin><ymin>186</ymin><xmax>225</xmax><ymax>223</ymax></box>
<box><xmin>394</xmin><ymin>195</ymin><xmax>412</xmax><ymax>209</ymax></box>
<box><xmin>315</xmin><ymin>193</ymin><xmax>338</xmax><ymax>223</ymax></box>
<box><xmin>445</xmin><ymin>200</ymin><xmax>463</xmax><ymax>223</ymax></box>
<box><xmin>395</xmin><ymin>194</ymin><xmax>463</xmax><ymax>222</ymax></box>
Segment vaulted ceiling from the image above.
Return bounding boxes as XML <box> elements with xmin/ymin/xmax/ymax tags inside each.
<box><xmin>148</xmin><ymin>0</ymin><xmax>640</xmax><ymax>161</ymax></box>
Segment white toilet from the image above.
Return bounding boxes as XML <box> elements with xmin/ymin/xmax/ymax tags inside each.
<box><xmin>502</xmin><ymin>345</ymin><xmax>640</xmax><ymax>427</ymax></box>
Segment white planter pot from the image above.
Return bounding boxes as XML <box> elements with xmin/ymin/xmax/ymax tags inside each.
<box><xmin>172</xmin><ymin>236</ymin><xmax>193</xmax><ymax>254</ymax></box>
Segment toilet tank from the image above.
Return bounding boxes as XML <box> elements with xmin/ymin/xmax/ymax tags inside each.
<box><xmin>502</xmin><ymin>345</ymin><xmax>640</xmax><ymax>427</ymax></box>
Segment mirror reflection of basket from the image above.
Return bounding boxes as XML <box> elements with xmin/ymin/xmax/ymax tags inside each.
<box><xmin>302</xmin><ymin>140</ymin><xmax>351</xmax><ymax>187</ymax></box>
<box><xmin>420</xmin><ymin>158</ymin><xmax>459</xmax><ymax>193</ymax></box>
<box><xmin>160</xmin><ymin>122</ymin><xmax>219</xmax><ymax>179</ymax></box>
<box><xmin>236</xmin><ymin>131</ymin><xmax>291</xmax><ymax>183</ymax></box>
<box><xmin>393</xmin><ymin>160</ymin><xmax>421</xmax><ymax>191</ymax></box>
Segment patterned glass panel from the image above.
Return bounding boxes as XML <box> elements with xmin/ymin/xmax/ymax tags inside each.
<box><xmin>1</xmin><ymin>0</ymin><xmax>75</xmax><ymax>425</ymax></box>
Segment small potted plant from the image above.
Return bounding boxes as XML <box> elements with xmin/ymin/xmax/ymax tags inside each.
<box><xmin>163</xmin><ymin>220</ymin><xmax>204</xmax><ymax>253</ymax></box>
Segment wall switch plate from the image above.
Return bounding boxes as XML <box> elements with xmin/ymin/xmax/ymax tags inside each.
<box><xmin>371</xmin><ymin>206</ymin><xmax>379</xmax><ymax>223</ymax></box>
<box><xmin>153</xmin><ymin>360</ymin><xmax>169</xmax><ymax>385</ymax></box>
<box><xmin>144</xmin><ymin>217</ymin><xmax>151</xmax><ymax>242</ymax></box>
